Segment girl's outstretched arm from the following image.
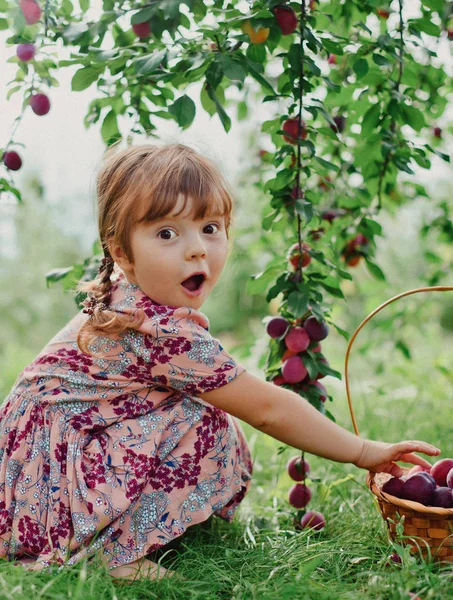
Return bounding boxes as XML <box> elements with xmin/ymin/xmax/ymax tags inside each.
<box><xmin>200</xmin><ymin>371</ymin><xmax>440</xmax><ymax>475</ymax></box>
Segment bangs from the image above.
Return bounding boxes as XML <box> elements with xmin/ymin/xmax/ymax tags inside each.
<box><xmin>133</xmin><ymin>153</ymin><xmax>233</xmax><ymax>227</ymax></box>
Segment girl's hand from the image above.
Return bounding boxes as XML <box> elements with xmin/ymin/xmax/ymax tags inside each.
<box><xmin>354</xmin><ymin>439</ymin><xmax>441</xmax><ymax>476</ymax></box>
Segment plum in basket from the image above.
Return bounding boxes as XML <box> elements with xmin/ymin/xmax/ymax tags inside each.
<box><xmin>430</xmin><ymin>486</ymin><xmax>453</xmax><ymax>508</ymax></box>
<box><xmin>401</xmin><ymin>473</ymin><xmax>435</xmax><ymax>505</ymax></box>
<box><xmin>382</xmin><ymin>477</ymin><xmax>404</xmax><ymax>498</ymax></box>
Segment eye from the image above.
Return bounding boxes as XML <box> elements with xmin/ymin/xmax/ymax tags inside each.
<box><xmin>204</xmin><ymin>222</ymin><xmax>221</xmax><ymax>234</ymax></box>
<box><xmin>157</xmin><ymin>222</ymin><xmax>221</xmax><ymax>240</ymax></box>
<box><xmin>157</xmin><ymin>228</ymin><xmax>176</xmax><ymax>240</ymax></box>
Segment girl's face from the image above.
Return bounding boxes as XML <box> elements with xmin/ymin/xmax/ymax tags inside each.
<box><xmin>109</xmin><ymin>194</ymin><xmax>230</xmax><ymax>309</ymax></box>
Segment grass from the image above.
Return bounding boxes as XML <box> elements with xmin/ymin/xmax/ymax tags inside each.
<box><xmin>2</xmin><ymin>312</ymin><xmax>453</xmax><ymax>598</ymax></box>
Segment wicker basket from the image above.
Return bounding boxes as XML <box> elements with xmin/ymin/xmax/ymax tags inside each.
<box><xmin>344</xmin><ymin>286</ymin><xmax>453</xmax><ymax>563</ymax></box>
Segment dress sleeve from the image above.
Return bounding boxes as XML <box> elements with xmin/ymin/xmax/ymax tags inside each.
<box><xmin>137</xmin><ymin>306</ymin><xmax>246</xmax><ymax>396</ymax></box>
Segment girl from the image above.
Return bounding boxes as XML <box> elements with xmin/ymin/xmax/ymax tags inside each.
<box><xmin>0</xmin><ymin>142</ymin><xmax>440</xmax><ymax>584</ymax></box>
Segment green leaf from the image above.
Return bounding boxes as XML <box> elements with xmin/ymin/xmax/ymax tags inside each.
<box><xmin>265</xmin><ymin>168</ymin><xmax>294</xmax><ymax>192</ymax></box>
<box><xmin>205</xmin><ymin>60</ymin><xmax>223</xmax><ymax>89</ymax></box>
<box><xmin>401</xmin><ymin>104</ymin><xmax>425</xmax><ymax>132</ymax></box>
<box><xmin>262</xmin><ymin>209</ymin><xmax>279</xmax><ymax>231</ymax></box>
<box><xmin>393</xmin><ymin>156</ymin><xmax>415</xmax><ymax>175</ymax></box>
<box><xmin>325</xmin><ymin>409</ymin><xmax>336</xmax><ymax>423</ymax></box>
<box><xmin>297</xmin><ymin>139</ymin><xmax>316</xmax><ymax>157</ymax></box>
<box><xmin>168</xmin><ymin>94</ymin><xmax>196</xmax><ymax>129</ymax></box>
<box><xmin>314</xmin><ymin>156</ymin><xmax>340</xmax><ymax>172</ymax></box>
<box><xmin>134</xmin><ymin>49</ymin><xmax>167</xmax><ymax>76</ymax></box>
<box><xmin>321</xmin><ymin>75</ymin><xmax>341</xmax><ymax>93</ymax></box>
<box><xmin>353</xmin><ymin>57</ymin><xmax>369</xmax><ymax>79</ymax></box>
<box><xmin>424</xmin><ymin>144</ymin><xmax>450</xmax><ymax>163</ymax></box>
<box><xmin>320</xmin><ymin>38</ymin><xmax>344</xmax><ymax>55</ymax></box>
<box><xmin>408</xmin><ymin>17</ymin><xmax>441</xmax><ymax>36</ymax></box>
<box><xmin>0</xmin><ymin>18</ymin><xmax>8</xmax><ymax>30</ymax></box>
<box><xmin>267</xmin><ymin>275</ymin><xmax>292</xmax><ymax>303</ymax></box>
<box><xmin>246</xmin><ymin>60</ymin><xmax>275</xmax><ymax>94</ymax></box>
<box><xmin>131</xmin><ymin>7</ymin><xmax>154</xmax><ymax>24</ymax></box>
<box><xmin>62</xmin><ymin>22</ymin><xmax>90</xmax><ymax>43</ymax></box>
<box><xmin>61</xmin><ymin>0</ymin><xmax>74</xmax><ymax>17</ymax></box>
<box><xmin>112</xmin><ymin>23</ymin><xmax>136</xmax><ymax>47</ymax></box>
<box><xmin>361</xmin><ymin>102</ymin><xmax>381</xmax><ymax>136</ymax></box>
<box><xmin>6</xmin><ymin>85</ymin><xmax>21</xmax><ymax>100</ymax></box>
<box><xmin>223</xmin><ymin>60</ymin><xmax>247</xmax><ymax>83</ymax></box>
<box><xmin>71</xmin><ymin>67</ymin><xmax>100</xmax><ymax>91</ymax></box>
<box><xmin>101</xmin><ymin>109</ymin><xmax>121</xmax><ymax>144</ymax></box>
<box><xmin>304</xmin><ymin>356</ymin><xmax>321</xmax><ymax>381</ymax></box>
<box><xmin>420</xmin><ymin>0</ymin><xmax>443</xmax><ymax>10</ymax></box>
<box><xmin>217</xmin><ymin>54</ymin><xmax>239</xmax><ymax>80</ymax></box>
<box><xmin>237</xmin><ymin>100</ymin><xmax>248</xmax><ymax>120</ymax></box>
<box><xmin>262</xmin><ymin>118</ymin><xmax>280</xmax><ymax>134</ymax></box>
<box><xmin>316</xmin><ymin>360</ymin><xmax>342</xmax><ymax>380</ymax></box>
<box><xmin>0</xmin><ymin>178</ymin><xmax>22</xmax><ymax>203</ymax></box>
<box><xmin>246</xmin><ymin>43</ymin><xmax>266</xmax><ymax>63</ymax></box>
<box><xmin>91</xmin><ymin>49</ymin><xmax>119</xmax><ymax>62</ymax></box>
<box><xmin>286</xmin><ymin>290</ymin><xmax>310</xmax><ymax>316</ymax></box>
<box><xmin>200</xmin><ymin>85</ymin><xmax>216</xmax><ymax>116</ymax></box>
<box><xmin>412</xmin><ymin>149</ymin><xmax>431</xmax><ymax>169</ymax></box>
<box><xmin>319</xmin><ymin>276</ymin><xmax>345</xmax><ymax>299</ymax></box>
<box><xmin>45</xmin><ymin>267</ymin><xmax>75</xmax><ymax>286</ymax></box>
<box><xmin>295</xmin><ymin>198</ymin><xmax>313</xmax><ymax>224</ymax></box>
<box><xmin>395</xmin><ymin>339</ymin><xmax>411</xmax><ymax>360</ymax></box>
<box><xmin>356</xmin><ymin>21</ymin><xmax>372</xmax><ymax>35</ymax></box>
<box><xmin>246</xmin><ymin>265</ymin><xmax>282</xmax><ymax>295</ymax></box>
<box><xmin>60</xmin><ymin>264</ymin><xmax>85</xmax><ymax>292</ymax></box>
<box><xmin>321</xmin><ymin>285</ymin><xmax>344</xmax><ymax>299</ymax></box>
<box><xmin>424</xmin><ymin>250</ymin><xmax>442</xmax><ymax>264</ymax></box>
<box><xmin>372</xmin><ymin>53</ymin><xmax>391</xmax><ymax>67</ymax></box>
<box><xmin>332</xmin><ymin>322</ymin><xmax>350</xmax><ymax>341</ymax></box>
<box><xmin>361</xmin><ymin>218</ymin><xmax>382</xmax><ymax>235</ymax></box>
<box><xmin>365</xmin><ymin>260</ymin><xmax>386</xmax><ymax>281</ymax></box>
<box><xmin>337</xmin><ymin>268</ymin><xmax>353</xmax><ymax>281</ymax></box>
<box><xmin>252</xmin><ymin>9</ymin><xmax>274</xmax><ymax>18</ymax></box>
<box><xmin>318</xmin><ymin>126</ymin><xmax>338</xmax><ymax>141</ymax></box>
<box><xmin>206</xmin><ymin>85</ymin><xmax>231</xmax><ymax>132</ymax></box>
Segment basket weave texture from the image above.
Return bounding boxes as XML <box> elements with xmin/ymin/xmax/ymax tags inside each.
<box><xmin>367</xmin><ymin>468</ymin><xmax>453</xmax><ymax>561</ymax></box>
<box><xmin>345</xmin><ymin>286</ymin><xmax>453</xmax><ymax>563</ymax></box>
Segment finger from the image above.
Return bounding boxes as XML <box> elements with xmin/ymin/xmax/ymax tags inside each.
<box><xmin>370</xmin><ymin>462</ymin><xmax>403</xmax><ymax>477</ymax></box>
<box><xmin>398</xmin><ymin>453</ymin><xmax>433</xmax><ymax>469</ymax></box>
<box><xmin>396</xmin><ymin>441</ymin><xmax>441</xmax><ymax>457</ymax></box>
<box><xmin>387</xmin><ymin>462</ymin><xmax>403</xmax><ymax>477</ymax></box>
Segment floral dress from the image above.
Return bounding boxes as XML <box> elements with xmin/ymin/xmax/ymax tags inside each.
<box><xmin>0</xmin><ymin>267</ymin><xmax>253</xmax><ymax>572</ymax></box>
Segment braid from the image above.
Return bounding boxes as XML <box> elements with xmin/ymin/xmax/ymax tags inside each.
<box><xmin>97</xmin><ymin>247</ymin><xmax>115</xmax><ymax>308</ymax></box>
<box><xmin>77</xmin><ymin>245</ymin><xmax>146</xmax><ymax>357</ymax></box>
<box><xmin>81</xmin><ymin>249</ymin><xmax>115</xmax><ymax>316</ymax></box>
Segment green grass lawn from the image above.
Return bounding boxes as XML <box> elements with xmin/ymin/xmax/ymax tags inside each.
<box><xmin>1</xmin><ymin>317</ymin><xmax>453</xmax><ymax>598</ymax></box>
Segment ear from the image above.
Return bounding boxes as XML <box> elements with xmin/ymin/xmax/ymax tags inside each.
<box><xmin>107</xmin><ymin>240</ymin><xmax>133</xmax><ymax>273</ymax></box>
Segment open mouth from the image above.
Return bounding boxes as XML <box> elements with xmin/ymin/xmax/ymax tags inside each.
<box><xmin>181</xmin><ymin>274</ymin><xmax>205</xmax><ymax>292</ymax></box>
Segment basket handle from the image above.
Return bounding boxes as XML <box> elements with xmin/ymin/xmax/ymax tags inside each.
<box><xmin>345</xmin><ymin>286</ymin><xmax>453</xmax><ymax>437</ymax></box>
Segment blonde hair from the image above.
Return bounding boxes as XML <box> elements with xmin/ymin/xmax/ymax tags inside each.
<box><xmin>76</xmin><ymin>142</ymin><xmax>237</xmax><ymax>358</ymax></box>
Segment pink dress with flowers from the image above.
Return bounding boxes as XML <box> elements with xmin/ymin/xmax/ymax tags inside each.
<box><xmin>0</xmin><ymin>268</ymin><xmax>253</xmax><ymax>572</ymax></box>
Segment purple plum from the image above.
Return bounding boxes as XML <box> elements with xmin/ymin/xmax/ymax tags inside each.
<box><xmin>430</xmin><ymin>487</ymin><xmax>453</xmax><ymax>508</ymax></box>
<box><xmin>382</xmin><ymin>477</ymin><xmax>404</xmax><ymax>498</ymax></box>
<box><xmin>401</xmin><ymin>473</ymin><xmax>435</xmax><ymax>505</ymax></box>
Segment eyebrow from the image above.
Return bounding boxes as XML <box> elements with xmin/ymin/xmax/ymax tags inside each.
<box><xmin>153</xmin><ymin>213</ymin><xmax>225</xmax><ymax>223</ymax></box>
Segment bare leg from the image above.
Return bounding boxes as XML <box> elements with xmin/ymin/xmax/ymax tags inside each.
<box><xmin>109</xmin><ymin>557</ymin><xmax>176</xmax><ymax>582</ymax></box>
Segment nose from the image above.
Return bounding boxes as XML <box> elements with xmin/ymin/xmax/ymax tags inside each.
<box><xmin>185</xmin><ymin>231</ymin><xmax>207</xmax><ymax>259</ymax></box>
